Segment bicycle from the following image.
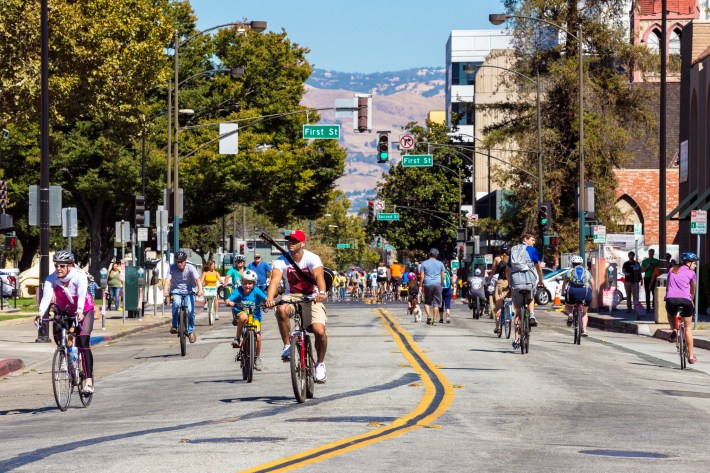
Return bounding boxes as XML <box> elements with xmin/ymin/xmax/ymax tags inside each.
<box><xmin>674</xmin><ymin>308</ymin><xmax>689</xmax><ymax>370</ymax></box>
<box><xmin>38</xmin><ymin>305</ymin><xmax>92</xmax><ymax>411</ymax></box>
<box><xmin>170</xmin><ymin>290</ymin><xmax>194</xmax><ymax>357</ymax></box>
<box><xmin>235</xmin><ymin>303</ymin><xmax>260</xmax><ymax>383</ymax></box>
<box><xmin>516</xmin><ymin>289</ymin><xmax>532</xmax><ymax>354</ymax></box>
<box><xmin>497</xmin><ymin>297</ymin><xmax>513</xmax><ymax>339</ymax></box>
<box><xmin>572</xmin><ymin>301</ymin><xmax>583</xmax><ymax>345</ymax></box>
<box><xmin>471</xmin><ymin>295</ymin><xmax>486</xmax><ymax>320</ymax></box>
<box><xmin>203</xmin><ymin>286</ymin><xmax>218</xmax><ymax>326</ymax></box>
<box><xmin>275</xmin><ymin>296</ymin><xmax>316</xmax><ymax>403</ymax></box>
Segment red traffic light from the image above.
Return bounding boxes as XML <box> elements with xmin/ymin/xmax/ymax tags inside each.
<box><xmin>6</xmin><ymin>236</ymin><xmax>17</xmax><ymax>247</ymax></box>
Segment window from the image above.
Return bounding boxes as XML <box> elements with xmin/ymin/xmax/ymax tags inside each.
<box><xmin>451</xmin><ymin>102</ymin><xmax>474</xmax><ymax>126</ymax></box>
<box><xmin>451</xmin><ymin>62</ymin><xmax>481</xmax><ymax>86</ymax></box>
<box><xmin>646</xmin><ymin>29</ymin><xmax>661</xmax><ymax>52</ymax></box>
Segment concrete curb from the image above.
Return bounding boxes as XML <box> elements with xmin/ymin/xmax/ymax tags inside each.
<box><xmin>0</xmin><ymin>358</ymin><xmax>25</xmax><ymax>376</ymax></box>
<box><xmin>89</xmin><ymin>319</ymin><xmax>171</xmax><ymax>346</ymax></box>
<box><xmin>651</xmin><ymin>328</ymin><xmax>710</xmax><ymax>351</ymax></box>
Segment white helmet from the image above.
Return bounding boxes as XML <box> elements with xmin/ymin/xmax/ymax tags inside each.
<box><xmin>474</xmin><ymin>268</ymin><xmax>481</xmax><ymax>276</ymax></box>
<box><xmin>571</xmin><ymin>255</ymin><xmax>584</xmax><ymax>265</ymax></box>
<box><xmin>242</xmin><ymin>270</ymin><xmax>258</xmax><ymax>282</ymax></box>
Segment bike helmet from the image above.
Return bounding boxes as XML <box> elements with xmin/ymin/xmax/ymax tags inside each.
<box><xmin>681</xmin><ymin>251</ymin><xmax>699</xmax><ymax>263</ymax></box>
<box><xmin>53</xmin><ymin>250</ymin><xmax>75</xmax><ymax>264</ymax></box>
<box><xmin>474</xmin><ymin>268</ymin><xmax>481</xmax><ymax>276</ymax></box>
<box><xmin>242</xmin><ymin>270</ymin><xmax>258</xmax><ymax>282</ymax></box>
<box><xmin>235</xmin><ymin>254</ymin><xmax>246</xmax><ymax>262</ymax></box>
<box><xmin>500</xmin><ymin>244</ymin><xmax>510</xmax><ymax>252</ymax></box>
<box><xmin>571</xmin><ymin>255</ymin><xmax>584</xmax><ymax>265</ymax></box>
<box><xmin>174</xmin><ymin>251</ymin><xmax>188</xmax><ymax>262</ymax></box>
<box><xmin>407</xmin><ymin>272</ymin><xmax>416</xmax><ymax>279</ymax></box>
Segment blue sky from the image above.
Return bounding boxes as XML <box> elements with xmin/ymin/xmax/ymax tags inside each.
<box><xmin>189</xmin><ymin>0</ymin><xmax>507</xmax><ymax>73</ymax></box>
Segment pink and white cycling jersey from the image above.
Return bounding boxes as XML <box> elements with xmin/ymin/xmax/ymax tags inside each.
<box><xmin>38</xmin><ymin>267</ymin><xmax>94</xmax><ymax>316</ymax></box>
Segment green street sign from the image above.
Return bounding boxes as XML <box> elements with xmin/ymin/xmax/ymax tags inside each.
<box><xmin>473</xmin><ymin>256</ymin><xmax>486</xmax><ymax>265</ymax></box>
<box><xmin>384</xmin><ymin>244</ymin><xmax>395</xmax><ymax>250</ymax></box>
<box><xmin>451</xmin><ymin>261</ymin><xmax>460</xmax><ymax>269</ymax></box>
<box><xmin>336</xmin><ymin>243</ymin><xmax>351</xmax><ymax>249</ymax></box>
<box><xmin>376</xmin><ymin>213</ymin><xmax>400</xmax><ymax>221</ymax></box>
<box><xmin>402</xmin><ymin>154</ymin><xmax>433</xmax><ymax>167</ymax></box>
<box><xmin>691</xmin><ymin>222</ymin><xmax>707</xmax><ymax>235</ymax></box>
<box><xmin>303</xmin><ymin>124</ymin><xmax>340</xmax><ymax>139</ymax></box>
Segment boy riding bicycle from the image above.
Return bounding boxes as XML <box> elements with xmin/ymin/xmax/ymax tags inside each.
<box><xmin>225</xmin><ymin>270</ymin><xmax>267</xmax><ymax>371</ymax></box>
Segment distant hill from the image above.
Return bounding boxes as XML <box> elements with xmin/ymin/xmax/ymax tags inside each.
<box><xmin>301</xmin><ymin>68</ymin><xmax>445</xmax><ymax>212</ymax></box>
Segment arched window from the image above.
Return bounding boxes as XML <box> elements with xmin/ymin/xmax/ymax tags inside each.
<box><xmin>615</xmin><ymin>195</ymin><xmax>643</xmax><ymax>233</ymax></box>
<box><xmin>646</xmin><ymin>28</ymin><xmax>661</xmax><ymax>52</ymax></box>
<box><xmin>669</xmin><ymin>29</ymin><xmax>682</xmax><ymax>56</ymax></box>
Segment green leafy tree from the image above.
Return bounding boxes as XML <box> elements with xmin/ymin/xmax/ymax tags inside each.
<box><xmin>485</xmin><ymin>0</ymin><xmax>656</xmax><ymax>254</ymax></box>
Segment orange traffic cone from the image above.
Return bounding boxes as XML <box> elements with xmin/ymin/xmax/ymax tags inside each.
<box><xmin>553</xmin><ymin>287</ymin><xmax>561</xmax><ymax>306</ymax></box>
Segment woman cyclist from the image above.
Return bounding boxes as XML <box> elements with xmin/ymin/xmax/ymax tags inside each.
<box><xmin>200</xmin><ymin>260</ymin><xmax>224</xmax><ymax>321</ymax></box>
<box><xmin>561</xmin><ymin>255</ymin><xmax>595</xmax><ymax>337</ymax></box>
<box><xmin>665</xmin><ymin>251</ymin><xmax>698</xmax><ymax>364</ymax></box>
<box><xmin>225</xmin><ymin>255</ymin><xmax>246</xmax><ymax>288</ymax></box>
<box><xmin>492</xmin><ymin>244</ymin><xmax>510</xmax><ymax>334</ymax></box>
<box><xmin>36</xmin><ymin>250</ymin><xmax>96</xmax><ymax>394</ymax></box>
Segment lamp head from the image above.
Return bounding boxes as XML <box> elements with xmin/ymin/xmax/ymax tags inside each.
<box><xmin>249</xmin><ymin>21</ymin><xmax>267</xmax><ymax>32</ymax></box>
<box><xmin>489</xmin><ymin>14</ymin><xmax>510</xmax><ymax>26</ymax></box>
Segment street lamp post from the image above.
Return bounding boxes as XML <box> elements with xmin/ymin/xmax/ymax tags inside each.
<box><xmin>490</xmin><ymin>13</ymin><xmax>585</xmax><ymax>262</ymax></box>
<box><xmin>171</xmin><ymin>21</ymin><xmax>266</xmax><ymax>253</ymax></box>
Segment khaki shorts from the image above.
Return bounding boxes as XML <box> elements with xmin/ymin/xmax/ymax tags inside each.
<box><xmin>494</xmin><ymin>280</ymin><xmax>509</xmax><ymax>303</ymax></box>
<box><xmin>282</xmin><ymin>293</ymin><xmax>327</xmax><ymax>327</ymax></box>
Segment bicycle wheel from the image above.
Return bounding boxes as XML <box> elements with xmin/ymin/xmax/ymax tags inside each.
<box><xmin>244</xmin><ymin>330</ymin><xmax>255</xmax><ymax>383</ymax></box>
<box><xmin>207</xmin><ymin>297</ymin><xmax>215</xmax><ymax>326</ymax></box>
<box><xmin>678</xmin><ymin>328</ymin><xmax>686</xmax><ymax>370</ymax></box>
<box><xmin>78</xmin><ymin>355</ymin><xmax>93</xmax><ymax>407</ymax></box>
<box><xmin>504</xmin><ymin>307</ymin><xmax>512</xmax><ymax>339</ymax></box>
<box><xmin>520</xmin><ymin>312</ymin><xmax>527</xmax><ymax>355</ymax></box>
<box><xmin>573</xmin><ymin>307</ymin><xmax>581</xmax><ymax>345</ymax></box>
<box><xmin>305</xmin><ymin>336</ymin><xmax>315</xmax><ymax>399</ymax></box>
<box><xmin>524</xmin><ymin>313</ymin><xmax>530</xmax><ymax>354</ymax></box>
<box><xmin>52</xmin><ymin>349</ymin><xmax>72</xmax><ymax>411</ymax></box>
<box><xmin>290</xmin><ymin>335</ymin><xmax>306</xmax><ymax>403</ymax></box>
<box><xmin>178</xmin><ymin>309</ymin><xmax>187</xmax><ymax>357</ymax></box>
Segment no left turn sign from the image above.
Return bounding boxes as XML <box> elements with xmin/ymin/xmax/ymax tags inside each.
<box><xmin>399</xmin><ymin>134</ymin><xmax>414</xmax><ymax>150</ymax></box>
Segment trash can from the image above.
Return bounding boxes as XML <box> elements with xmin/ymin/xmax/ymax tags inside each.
<box><xmin>654</xmin><ymin>274</ymin><xmax>668</xmax><ymax>324</ymax></box>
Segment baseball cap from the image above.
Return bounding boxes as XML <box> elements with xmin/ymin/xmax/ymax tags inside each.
<box><xmin>255</xmin><ymin>253</ymin><xmax>262</xmax><ymax>258</ymax></box>
<box><xmin>285</xmin><ymin>229</ymin><xmax>307</xmax><ymax>242</ymax></box>
<box><xmin>429</xmin><ymin>248</ymin><xmax>439</xmax><ymax>256</ymax></box>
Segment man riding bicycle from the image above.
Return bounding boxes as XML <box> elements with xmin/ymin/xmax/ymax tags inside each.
<box><xmin>36</xmin><ymin>250</ymin><xmax>96</xmax><ymax>395</ymax></box>
<box><xmin>561</xmin><ymin>255</ymin><xmax>595</xmax><ymax>337</ymax></box>
<box><xmin>467</xmin><ymin>268</ymin><xmax>487</xmax><ymax>315</ymax></box>
<box><xmin>506</xmin><ymin>234</ymin><xmax>545</xmax><ymax>349</ymax></box>
<box><xmin>265</xmin><ymin>230</ymin><xmax>329</xmax><ymax>383</ymax></box>
<box><xmin>163</xmin><ymin>251</ymin><xmax>203</xmax><ymax>343</ymax></box>
<box><xmin>226</xmin><ymin>270</ymin><xmax>267</xmax><ymax>371</ymax></box>
<box><xmin>389</xmin><ymin>260</ymin><xmax>404</xmax><ymax>300</ymax></box>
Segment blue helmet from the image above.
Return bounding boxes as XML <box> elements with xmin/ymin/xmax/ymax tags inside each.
<box><xmin>681</xmin><ymin>252</ymin><xmax>699</xmax><ymax>263</ymax></box>
<box><xmin>500</xmin><ymin>244</ymin><xmax>510</xmax><ymax>252</ymax></box>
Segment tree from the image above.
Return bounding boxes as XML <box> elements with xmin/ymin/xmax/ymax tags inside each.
<box><xmin>486</xmin><ymin>0</ymin><xmax>656</xmax><ymax>254</ymax></box>
<box><xmin>372</xmin><ymin>121</ymin><xmax>462</xmax><ymax>260</ymax></box>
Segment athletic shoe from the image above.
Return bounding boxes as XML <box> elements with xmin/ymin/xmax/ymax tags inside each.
<box><xmin>668</xmin><ymin>330</ymin><xmax>677</xmax><ymax>343</ymax></box>
<box><xmin>254</xmin><ymin>357</ymin><xmax>263</xmax><ymax>371</ymax></box>
<box><xmin>281</xmin><ymin>345</ymin><xmax>291</xmax><ymax>360</ymax></box>
<box><xmin>689</xmin><ymin>356</ymin><xmax>698</xmax><ymax>364</ymax></box>
<box><xmin>315</xmin><ymin>362</ymin><xmax>327</xmax><ymax>383</ymax></box>
<box><xmin>581</xmin><ymin>331</ymin><xmax>589</xmax><ymax>337</ymax></box>
<box><xmin>426</xmin><ymin>317</ymin><xmax>432</xmax><ymax>325</ymax></box>
<box><xmin>529</xmin><ymin>314</ymin><xmax>538</xmax><ymax>327</ymax></box>
<box><xmin>215</xmin><ymin>314</ymin><xmax>220</xmax><ymax>320</ymax></box>
<box><xmin>566</xmin><ymin>315</ymin><xmax>573</xmax><ymax>327</ymax></box>
<box><xmin>494</xmin><ymin>327</ymin><xmax>500</xmax><ymax>334</ymax></box>
<box><xmin>170</xmin><ymin>327</ymin><xmax>178</xmax><ymax>334</ymax></box>
<box><xmin>188</xmin><ymin>332</ymin><xmax>196</xmax><ymax>343</ymax></box>
<box><xmin>231</xmin><ymin>337</ymin><xmax>241</xmax><ymax>348</ymax></box>
<box><xmin>35</xmin><ymin>336</ymin><xmax>51</xmax><ymax>343</ymax></box>
<box><xmin>232</xmin><ymin>316</ymin><xmax>239</xmax><ymax>327</ymax></box>
<box><xmin>512</xmin><ymin>339</ymin><xmax>520</xmax><ymax>350</ymax></box>
<box><xmin>81</xmin><ymin>384</ymin><xmax>94</xmax><ymax>395</ymax></box>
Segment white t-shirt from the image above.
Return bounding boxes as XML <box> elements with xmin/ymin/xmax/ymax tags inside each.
<box><xmin>272</xmin><ymin>250</ymin><xmax>323</xmax><ymax>295</ymax></box>
<box><xmin>376</xmin><ymin>267</ymin><xmax>387</xmax><ymax>277</ymax></box>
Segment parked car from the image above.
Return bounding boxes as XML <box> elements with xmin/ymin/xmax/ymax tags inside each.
<box><xmin>0</xmin><ymin>270</ymin><xmax>18</xmax><ymax>298</ymax></box>
<box><xmin>535</xmin><ymin>268</ymin><xmax>627</xmax><ymax>306</ymax></box>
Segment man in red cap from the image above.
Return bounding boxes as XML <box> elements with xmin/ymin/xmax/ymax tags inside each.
<box><xmin>265</xmin><ymin>229</ymin><xmax>330</xmax><ymax>383</ymax></box>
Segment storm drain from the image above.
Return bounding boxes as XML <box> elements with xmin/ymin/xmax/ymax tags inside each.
<box><xmin>580</xmin><ymin>449</ymin><xmax>669</xmax><ymax>459</ymax></box>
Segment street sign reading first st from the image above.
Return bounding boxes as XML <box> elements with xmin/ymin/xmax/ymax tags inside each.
<box><xmin>402</xmin><ymin>154</ymin><xmax>433</xmax><ymax>167</ymax></box>
<box><xmin>303</xmin><ymin>124</ymin><xmax>340</xmax><ymax>139</ymax></box>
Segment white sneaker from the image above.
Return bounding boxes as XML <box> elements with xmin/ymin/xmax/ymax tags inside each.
<box><xmin>281</xmin><ymin>345</ymin><xmax>291</xmax><ymax>360</ymax></box>
<box><xmin>315</xmin><ymin>362</ymin><xmax>327</xmax><ymax>383</ymax></box>
<box><xmin>254</xmin><ymin>357</ymin><xmax>263</xmax><ymax>371</ymax></box>
<box><xmin>82</xmin><ymin>384</ymin><xmax>94</xmax><ymax>395</ymax></box>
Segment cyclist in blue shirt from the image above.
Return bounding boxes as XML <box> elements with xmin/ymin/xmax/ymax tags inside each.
<box><xmin>225</xmin><ymin>270</ymin><xmax>267</xmax><ymax>371</ymax></box>
<box><xmin>163</xmin><ymin>251</ymin><xmax>202</xmax><ymax>343</ymax></box>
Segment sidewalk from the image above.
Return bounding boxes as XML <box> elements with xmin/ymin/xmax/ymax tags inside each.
<box><xmin>0</xmin><ymin>307</ymin><xmax>172</xmax><ymax>377</ymax></box>
<box><xmin>540</xmin><ymin>303</ymin><xmax>710</xmax><ymax>351</ymax></box>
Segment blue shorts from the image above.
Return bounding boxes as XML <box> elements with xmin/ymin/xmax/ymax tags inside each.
<box><xmin>567</xmin><ymin>286</ymin><xmax>592</xmax><ymax>306</ymax></box>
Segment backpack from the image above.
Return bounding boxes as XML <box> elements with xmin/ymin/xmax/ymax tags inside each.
<box><xmin>377</xmin><ymin>267</ymin><xmax>386</xmax><ymax>277</ymax></box>
<box><xmin>442</xmin><ymin>270</ymin><xmax>451</xmax><ymax>289</ymax></box>
<box><xmin>568</xmin><ymin>267</ymin><xmax>589</xmax><ymax>288</ymax></box>
<box><xmin>510</xmin><ymin>244</ymin><xmax>532</xmax><ymax>273</ymax></box>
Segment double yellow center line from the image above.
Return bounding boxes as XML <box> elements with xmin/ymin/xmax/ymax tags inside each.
<box><xmin>242</xmin><ymin>308</ymin><xmax>454</xmax><ymax>472</ymax></box>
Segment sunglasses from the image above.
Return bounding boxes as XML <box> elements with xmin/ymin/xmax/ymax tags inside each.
<box><xmin>54</xmin><ymin>264</ymin><xmax>69</xmax><ymax>269</ymax></box>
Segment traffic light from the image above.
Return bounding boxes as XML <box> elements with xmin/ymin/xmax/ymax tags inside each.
<box><xmin>459</xmin><ymin>244</ymin><xmax>464</xmax><ymax>261</ymax></box>
<box><xmin>5</xmin><ymin>234</ymin><xmax>17</xmax><ymax>248</ymax></box>
<box><xmin>368</xmin><ymin>201</ymin><xmax>375</xmax><ymax>222</ymax></box>
<box><xmin>377</xmin><ymin>237</ymin><xmax>382</xmax><ymax>247</ymax></box>
<box><xmin>377</xmin><ymin>133</ymin><xmax>389</xmax><ymax>163</ymax></box>
<box><xmin>550</xmin><ymin>236</ymin><xmax>558</xmax><ymax>246</ymax></box>
<box><xmin>239</xmin><ymin>243</ymin><xmax>245</xmax><ymax>255</ymax></box>
<box><xmin>135</xmin><ymin>195</ymin><xmax>145</xmax><ymax>226</ymax></box>
<box><xmin>357</xmin><ymin>96</ymin><xmax>369</xmax><ymax>133</ymax></box>
<box><xmin>0</xmin><ymin>180</ymin><xmax>7</xmax><ymax>210</ymax></box>
<box><xmin>537</xmin><ymin>201</ymin><xmax>552</xmax><ymax>231</ymax></box>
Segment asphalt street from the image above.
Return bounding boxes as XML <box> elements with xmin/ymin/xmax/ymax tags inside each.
<box><xmin>1</xmin><ymin>301</ymin><xmax>709</xmax><ymax>472</ymax></box>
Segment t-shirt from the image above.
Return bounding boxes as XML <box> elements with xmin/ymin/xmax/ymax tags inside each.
<box><xmin>390</xmin><ymin>264</ymin><xmax>404</xmax><ymax>278</ymax></box>
<box><xmin>38</xmin><ymin>268</ymin><xmax>94</xmax><ymax>316</ymax></box>
<box><xmin>227</xmin><ymin>286</ymin><xmax>267</xmax><ymax>322</ymax></box>
<box><xmin>622</xmin><ymin>260</ymin><xmax>642</xmax><ymax>283</ymax></box>
<box><xmin>168</xmin><ymin>262</ymin><xmax>200</xmax><ymax>293</ymax></box>
<box><xmin>420</xmin><ymin>258</ymin><xmax>445</xmax><ymax>286</ymax></box>
<box><xmin>247</xmin><ymin>261</ymin><xmax>272</xmax><ymax>285</ymax></box>
<box><xmin>272</xmin><ymin>250</ymin><xmax>323</xmax><ymax>295</ymax></box>
<box><xmin>641</xmin><ymin>256</ymin><xmax>660</xmax><ymax>279</ymax></box>
<box><xmin>665</xmin><ymin>265</ymin><xmax>696</xmax><ymax>301</ymax></box>
<box><xmin>376</xmin><ymin>266</ymin><xmax>387</xmax><ymax>278</ymax></box>
<box><xmin>226</xmin><ymin>267</ymin><xmax>242</xmax><ymax>287</ymax></box>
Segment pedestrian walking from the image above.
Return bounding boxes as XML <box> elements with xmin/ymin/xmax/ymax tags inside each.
<box><xmin>419</xmin><ymin>248</ymin><xmax>445</xmax><ymax>325</ymax></box>
<box><xmin>641</xmin><ymin>249</ymin><xmax>660</xmax><ymax>313</ymax></box>
<box><xmin>622</xmin><ymin>251</ymin><xmax>642</xmax><ymax>313</ymax></box>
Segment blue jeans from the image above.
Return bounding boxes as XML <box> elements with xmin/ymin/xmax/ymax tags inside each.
<box><xmin>339</xmin><ymin>287</ymin><xmax>346</xmax><ymax>299</ymax></box>
<box><xmin>109</xmin><ymin>287</ymin><xmax>121</xmax><ymax>310</ymax></box>
<box><xmin>172</xmin><ymin>293</ymin><xmax>195</xmax><ymax>334</ymax></box>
